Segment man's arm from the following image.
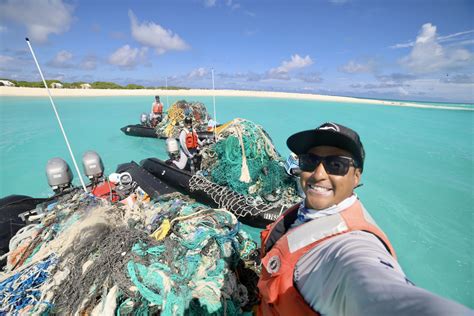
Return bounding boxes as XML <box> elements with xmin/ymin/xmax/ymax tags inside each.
<box><xmin>294</xmin><ymin>231</ymin><xmax>472</xmax><ymax>316</ymax></box>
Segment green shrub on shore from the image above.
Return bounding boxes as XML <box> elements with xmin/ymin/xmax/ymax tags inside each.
<box><xmin>12</xmin><ymin>80</ymin><xmax>61</xmax><ymax>88</ymax></box>
<box><xmin>125</xmin><ymin>84</ymin><xmax>145</xmax><ymax>89</ymax></box>
<box><xmin>91</xmin><ymin>81</ymin><xmax>124</xmax><ymax>89</ymax></box>
<box><xmin>0</xmin><ymin>79</ymin><xmax>189</xmax><ymax>90</ymax></box>
<box><xmin>157</xmin><ymin>86</ymin><xmax>190</xmax><ymax>90</ymax></box>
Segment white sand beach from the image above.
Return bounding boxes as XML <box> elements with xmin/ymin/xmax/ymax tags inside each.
<box><xmin>0</xmin><ymin>86</ymin><xmax>469</xmax><ymax>110</ymax></box>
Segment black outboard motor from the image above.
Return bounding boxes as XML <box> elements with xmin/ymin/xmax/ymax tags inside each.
<box><xmin>82</xmin><ymin>150</ymin><xmax>105</xmax><ymax>186</ymax></box>
<box><xmin>46</xmin><ymin>158</ymin><xmax>74</xmax><ymax>194</ymax></box>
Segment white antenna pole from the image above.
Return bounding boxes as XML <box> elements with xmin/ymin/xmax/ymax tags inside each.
<box><xmin>211</xmin><ymin>68</ymin><xmax>217</xmax><ymax>140</ymax></box>
<box><xmin>165</xmin><ymin>77</ymin><xmax>169</xmax><ymax>108</ymax></box>
<box><xmin>25</xmin><ymin>38</ymin><xmax>88</xmax><ymax>193</ymax></box>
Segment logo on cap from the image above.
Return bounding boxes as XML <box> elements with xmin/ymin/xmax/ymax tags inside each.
<box><xmin>318</xmin><ymin>122</ymin><xmax>340</xmax><ymax>132</ymax></box>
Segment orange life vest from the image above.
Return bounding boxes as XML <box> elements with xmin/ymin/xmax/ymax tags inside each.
<box><xmin>152</xmin><ymin>102</ymin><xmax>163</xmax><ymax>114</ymax></box>
<box><xmin>185</xmin><ymin>128</ymin><xmax>198</xmax><ymax>149</ymax></box>
<box><xmin>257</xmin><ymin>200</ymin><xmax>396</xmax><ymax>316</ymax></box>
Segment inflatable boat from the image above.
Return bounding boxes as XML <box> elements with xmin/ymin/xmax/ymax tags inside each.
<box><xmin>120</xmin><ymin>124</ymin><xmax>157</xmax><ymax>138</ymax></box>
<box><xmin>140</xmin><ymin>157</ymin><xmax>285</xmax><ymax>228</ymax></box>
<box><xmin>0</xmin><ymin>160</ymin><xmax>177</xmax><ymax>260</ymax></box>
<box><xmin>0</xmin><ymin>195</ymin><xmax>50</xmax><ymax>259</ymax></box>
<box><xmin>120</xmin><ymin>124</ymin><xmax>216</xmax><ymax>140</ymax></box>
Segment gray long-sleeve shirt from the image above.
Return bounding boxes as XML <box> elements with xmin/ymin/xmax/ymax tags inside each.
<box><xmin>294</xmin><ymin>230</ymin><xmax>472</xmax><ymax>315</ymax></box>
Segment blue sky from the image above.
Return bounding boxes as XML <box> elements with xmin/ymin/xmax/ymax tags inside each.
<box><xmin>0</xmin><ymin>0</ymin><xmax>473</xmax><ymax>103</ymax></box>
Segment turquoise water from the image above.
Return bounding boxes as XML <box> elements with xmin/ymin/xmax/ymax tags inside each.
<box><xmin>0</xmin><ymin>95</ymin><xmax>473</xmax><ymax>307</ymax></box>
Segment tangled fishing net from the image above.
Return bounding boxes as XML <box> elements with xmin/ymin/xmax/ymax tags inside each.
<box><xmin>0</xmin><ymin>190</ymin><xmax>260</xmax><ymax>315</ymax></box>
<box><xmin>155</xmin><ymin>100</ymin><xmax>212</xmax><ymax>138</ymax></box>
<box><xmin>199</xmin><ymin>118</ymin><xmax>299</xmax><ymax>205</ymax></box>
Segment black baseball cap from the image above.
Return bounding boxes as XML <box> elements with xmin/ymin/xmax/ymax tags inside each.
<box><xmin>286</xmin><ymin>122</ymin><xmax>365</xmax><ymax>171</ymax></box>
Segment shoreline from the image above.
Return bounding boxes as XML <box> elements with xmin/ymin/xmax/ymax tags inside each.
<box><xmin>0</xmin><ymin>87</ymin><xmax>471</xmax><ymax>111</ymax></box>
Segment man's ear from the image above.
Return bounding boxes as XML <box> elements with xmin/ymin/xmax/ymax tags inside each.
<box><xmin>353</xmin><ymin>168</ymin><xmax>361</xmax><ymax>188</ymax></box>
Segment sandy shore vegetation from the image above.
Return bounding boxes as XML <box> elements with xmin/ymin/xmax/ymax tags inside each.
<box><xmin>0</xmin><ymin>86</ymin><xmax>468</xmax><ymax>111</ymax></box>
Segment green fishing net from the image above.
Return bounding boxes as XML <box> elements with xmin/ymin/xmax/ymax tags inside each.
<box><xmin>203</xmin><ymin>119</ymin><xmax>292</xmax><ymax>200</ymax></box>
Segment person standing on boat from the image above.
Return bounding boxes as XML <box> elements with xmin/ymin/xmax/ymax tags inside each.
<box><xmin>257</xmin><ymin>122</ymin><xmax>472</xmax><ymax>315</ymax></box>
<box><xmin>179</xmin><ymin>116</ymin><xmax>204</xmax><ymax>173</ymax></box>
<box><xmin>150</xmin><ymin>96</ymin><xmax>163</xmax><ymax>128</ymax></box>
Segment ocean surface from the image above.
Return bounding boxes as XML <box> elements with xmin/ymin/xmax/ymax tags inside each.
<box><xmin>0</xmin><ymin>95</ymin><xmax>473</xmax><ymax>308</ymax></box>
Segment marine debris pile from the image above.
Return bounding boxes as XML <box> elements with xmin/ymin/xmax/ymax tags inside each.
<box><xmin>197</xmin><ymin>118</ymin><xmax>300</xmax><ymax>205</ymax></box>
<box><xmin>0</xmin><ymin>190</ymin><xmax>260</xmax><ymax>315</ymax></box>
<box><xmin>155</xmin><ymin>100</ymin><xmax>212</xmax><ymax>138</ymax></box>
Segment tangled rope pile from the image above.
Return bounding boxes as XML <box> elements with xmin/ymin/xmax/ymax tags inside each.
<box><xmin>0</xmin><ymin>190</ymin><xmax>260</xmax><ymax>315</ymax></box>
<box><xmin>155</xmin><ymin>100</ymin><xmax>212</xmax><ymax>138</ymax></box>
<box><xmin>200</xmin><ymin>118</ymin><xmax>298</xmax><ymax>205</ymax></box>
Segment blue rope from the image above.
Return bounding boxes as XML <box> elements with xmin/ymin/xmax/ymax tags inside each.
<box><xmin>0</xmin><ymin>256</ymin><xmax>57</xmax><ymax>314</ymax></box>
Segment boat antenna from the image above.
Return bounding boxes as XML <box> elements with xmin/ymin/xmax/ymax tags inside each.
<box><xmin>165</xmin><ymin>76</ymin><xmax>169</xmax><ymax>109</ymax></box>
<box><xmin>25</xmin><ymin>37</ymin><xmax>88</xmax><ymax>193</ymax></box>
<box><xmin>211</xmin><ymin>68</ymin><xmax>217</xmax><ymax>141</ymax></box>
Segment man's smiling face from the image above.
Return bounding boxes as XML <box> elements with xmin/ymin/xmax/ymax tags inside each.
<box><xmin>300</xmin><ymin>146</ymin><xmax>361</xmax><ymax>210</ymax></box>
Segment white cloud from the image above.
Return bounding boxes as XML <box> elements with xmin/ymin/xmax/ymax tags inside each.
<box><xmin>397</xmin><ymin>87</ymin><xmax>409</xmax><ymax>96</ymax></box>
<box><xmin>51</xmin><ymin>73</ymin><xmax>65</xmax><ymax>81</ymax></box>
<box><xmin>297</xmin><ymin>72</ymin><xmax>323</xmax><ymax>83</ymax></box>
<box><xmin>0</xmin><ymin>55</ymin><xmax>15</xmax><ymax>65</ymax></box>
<box><xmin>438</xmin><ymin>30</ymin><xmax>474</xmax><ymax>43</ymax></box>
<box><xmin>188</xmin><ymin>67</ymin><xmax>209</xmax><ymax>79</ymax></box>
<box><xmin>204</xmin><ymin>0</ymin><xmax>217</xmax><ymax>7</ymax></box>
<box><xmin>441</xmin><ymin>73</ymin><xmax>474</xmax><ymax>84</ymax></box>
<box><xmin>0</xmin><ymin>0</ymin><xmax>74</xmax><ymax>43</ymax></box>
<box><xmin>128</xmin><ymin>10</ymin><xmax>189</xmax><ymax>55</ymax></box>
<box><xmin>270</xmin><ymin>54</ymin><xmax>313</xmax><ymax>74</ymax></box>
<box><xmin>405</xmin><ymin>78</ymin><xmax>474</xmax><ymax>102</ymax></box>
<box><xmin>226</xmin><ymin>0</ymin><xmax>240</xmax><ymax>10</ymax></box>
<box><xmin>204</xmin><ymin>0</ymin><xmax>240</xmax><ymax>9</ymax></box>
<box><xmin>108</xmin><ymin>45</ymin><xmax>148</xmax><ymax>69</ymax></box>
<box><xmin>391</xmin><ymin>29</ymin><xmax>474</xmax><ymax>49</ymax></box>
<box><xmin>80</xmin><ymin>56</ymin><xmax>97</xmax><ymax>70</ymax></box>
<box><xmin>339</xmin><ymin>60</ymin><xmax>375</xmax><ymax>74</ymax></box>
<box><xmin>48</xmin><ymin>50</ymin><xmax>73</xmax><ymax>68</ymax></box>
<box><xmin>351</xmin><ymin>77</ymin><xmax>473</xmax><ymax>103</ymax></box>
<box><xmin>244</xmin><ymin>11</ymin><xmax>256</xmax><ymax>17</ymax></box>
<box><xmin>400</xmin><ymin>23</ymin><xmax>472</xmax><ymax>73</ymax></box>
<box><xmin>266</xmin><ymin>72</ymin><xmax>291</xmax><ymax>81</ymax></box>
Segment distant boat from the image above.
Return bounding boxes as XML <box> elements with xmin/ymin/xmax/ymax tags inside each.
<box><xmin>120</xmin><ymin>124</ymin><xmax>216</xmax><ymax>140</ymax></box>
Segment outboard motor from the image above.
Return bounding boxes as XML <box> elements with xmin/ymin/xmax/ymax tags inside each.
<box><xmin>140</xmin><ymin>112</ymin><xmax>148</xmax><ymax>126</ymax></box>
<box><xmin>82</xmin><ymin>150</ymin><xmax>104</xmax><ymax>185</ymax></box>
<box><xmin>46</xmin><ymin>158</ymin><xmax>73</xmax><ymax>194</ymax></box>
<box><xmin>166</xmin><ymin>138</ymin><xmax>179</xmax><ymax>159</ymax></box>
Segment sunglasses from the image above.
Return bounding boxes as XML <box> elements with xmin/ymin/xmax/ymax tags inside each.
<box><xmin>298</xmin><ymin>153</ymin><xmax>358</xmax><ymax>176</ymax></box>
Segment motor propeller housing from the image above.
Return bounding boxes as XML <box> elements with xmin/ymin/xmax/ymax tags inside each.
<box><xmin>46</xmin><ymin>157</ymin><xmax>73</xmax><ymax>192</ymax></box>
<box><xmin>82</xmin><ymin>151</ymin><xmax>104</xmax><ymax>183</ymax></box>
